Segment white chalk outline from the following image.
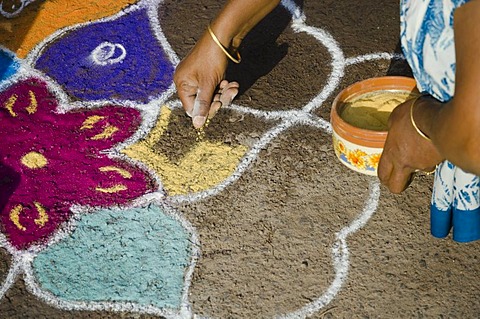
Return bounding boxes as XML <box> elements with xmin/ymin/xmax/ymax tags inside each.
<box><xmin>0</xmin><ymin>0</ymin><xmax>36</xmax><ymax>18</ymax></box>
<box><xmin>0</xmin><ymin>0</ymin><xmax>406</xmax><ymax>317</ymax></box>
<box><xmin>278</xmin><ymin>181</ymin><xmax>380</xmax><ymax>319</ymax></box>
<box><xmin>90</xmin><ymin>42</ymin><xmax>127</xmax><ymax>66</ymax></box>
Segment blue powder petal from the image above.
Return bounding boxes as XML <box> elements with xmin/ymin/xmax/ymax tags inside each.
<box><xmin>34</xmin><ymin>9</ymin><xmax>174</xmax><ymax>103</ymax></box>
<box><xmin>0</xmin><ymin>48</ymin><xmax>20</xmax><ymax>83</ymax></box>
<box><xmin>32</xmin><ymin>204</ymin><xmax>192</xmax><ymax>310</ymax></box>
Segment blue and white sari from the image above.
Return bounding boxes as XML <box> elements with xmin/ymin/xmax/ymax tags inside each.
<box><xmin>400</xmin><ymin>0</ymin><xmax>480</xmax><ymax>242</ymax></box>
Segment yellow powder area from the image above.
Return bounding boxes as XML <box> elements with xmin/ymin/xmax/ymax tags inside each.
<box><xmin>10</xmin><ymin>204</ymin><xmax>26</xmax><ymax>231</ymax></box>
<box><xmin>4</xmin><ymin>94</ymin><xmax>18</xmax><ymax>117</ymax></box>
<box><xmin>90</xmin><ymin>124</ymin><xmax>119</xmax><ymax>140</ymax></box>
<box><xmin>0</xmin><ymin>0</ymin><xmax>138</xmax><ymax>58</ymax></box>
<box><xmin>341</xmin><ymin>90</ymin><xmax>418</xmax><ymax>131</ymax></box>
<box><xmin>99</xmin><ymin>166</ymin><xmax>132</xmax><ymax>179</ymax></box>
<box><xmin>81</xmin><ymin>115</ymin><xmax>105</xmax><ymax>130</ymax></box>
<box><xmin>122</xmin><ymin>105</ymin><xmax>248</xmax><ymax>195</ymax></box>
<box><xmin>96</xmin><ymin>185</ymin><xmax>128</xmax><ymax>193</ymax></box>
<box><xmin>21</xmin><ymin>151</ymin><xmax>48</xmax><ymax>169</ymax></box>
<box><xmin>33</xmin><ymin>201</ymin><xmax>48</xmax><ymax>227</ymax></box>
<box><xmin>26</xmin><ymin>91</ymin><xmax>38</xmax><ymax>114</ymax></box>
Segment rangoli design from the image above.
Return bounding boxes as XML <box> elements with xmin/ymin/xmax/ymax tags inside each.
<box><xmin>0</xmin><ymin>0</ymin><xmax>405</xmax><ymax>317</ymax></box>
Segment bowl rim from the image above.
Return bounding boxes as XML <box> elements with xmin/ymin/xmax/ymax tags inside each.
<box><xmin>330</xmin><ymin>76</ymin><xmax>418</xmax><ymax>148</ymax></box>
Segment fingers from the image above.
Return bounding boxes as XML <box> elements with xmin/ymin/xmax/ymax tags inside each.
<box><xmin>377</xmin><ymin>154</ymin><xmax>393</xmax><ymax>187</ymax></box>
<box><xmin>177</xmin><ymin>79</ymin><xmax>239</xmax><ymax>128</ymax></box>
<box><xmin>192</xmin><ymin>83</ymin><xmax>216</xmax><ymax>128</ymax></box>
<box><xmin>219</xmin><ymin>81</ymin><xmax>239</xmax><ymax>107</ymax></box>
<box><xmin>208</xmin><ymin>81</ymin><xmax>239</xmax><ymax>119</ymax></box>
<box><xmin>386</xmin><ymin>167</ymin><xmax>414</xmax><ymax>194</ymax></box>
<box><xmin>177</xmin><ymin>81</ymin><xmax>198</xmax><ymax>117</ymax></box>
<box><xmin>378</xmin><ymin>154</ymin><xmax>414</xmax><ymax>194</ymax></box>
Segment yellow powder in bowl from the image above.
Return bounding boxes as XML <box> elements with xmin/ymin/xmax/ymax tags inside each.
<box><xmin>340</xmin><ymin>90</ymin><xmax>417</xmax><ymax>131</ymax></box>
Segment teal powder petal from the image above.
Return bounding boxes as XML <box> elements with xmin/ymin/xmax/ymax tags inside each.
<box><xmin>32</xmin><ymin>204</ymin><xmax>192</xmax><ymax>309</ymax></box>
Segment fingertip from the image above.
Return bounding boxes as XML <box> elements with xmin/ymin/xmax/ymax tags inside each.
<box><xmin>219</xmin><ymin>80</ymin><xmax>228</xmax><ymax>89</ymax></box>
<box><xmin>208</xmin><ymin>101</ymin><xmax>222</xmax><ymax>119</ymax></box>
<box><xmin>193</xmin><ymin>115</ymin><xmax>207</xmax><ymax>129</ymax></box>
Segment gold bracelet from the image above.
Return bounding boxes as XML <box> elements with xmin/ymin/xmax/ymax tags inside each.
<box><xmin>409</xmin><ymin>95</ymin><xmax>431</xmax><ymax>141</ymax></box>
<box><xmin>207</xmin><ymin>24</ymin><xmax>241</xmax><ymax>64</ymax></box>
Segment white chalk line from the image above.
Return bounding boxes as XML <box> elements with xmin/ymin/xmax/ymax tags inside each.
<box><xmin>172</xmin><ymin>0</ymin><xmax>387</xmax><ymax>317</ymax></box>
<box><xmin>0</xmin><ymin>257</ymin><xmax>21</xmax><ymax>300</ymax></box>
<box><xmin>90</xmin><ymin>42</ymin><xmax>127</xmax><ymax>66</ymax></box>
<box><xmin>26</xmin><ymin>1</ymin><xmax>151</xmax><ymax>66</ymax></box>
<box><xmin>346</xmin><ymin>52</ymin><xmax>405</xmax><ymax>66</ymax></box>
<box><xmin>0</xmin><ymin>2</ymin><xmax>188</xmax><ymax>315</ymax></box>
<box><xmin>278</xmin><ymin>181</ymin><xmax>380</xmax><ymax>319</ymax></box>
<box><xmin>146</xmin><ymin>0</ymin><xmax>180</xmax><ymax>66</ymax></box>
<box><xmin>0</xmin><ymin>0</ymin><xmax>36</xmax><ymax>18</ymax></box>
<box><xmin>290</xmin><ymin>22</ymin><xmax>345</xmax><ymax>114</ymax></box>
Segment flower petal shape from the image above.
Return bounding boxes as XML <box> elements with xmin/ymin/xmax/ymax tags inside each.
<box><xmin>0</xmin><ymin>78</ymin><xmax>156</xmax><ymax>249</ymax></box>
<box><xmin>34</xmin><ymin>8</ymin><xmax>174</xmax><ymax>103</ymax></box>
<box><xmin>122</xmin><ymin>105</ymin><xmax>250</xmax><ymax>196</ymax></box>
<box><xmin>32</xmin><ymin>204</ymin><xmax>192</xmax><ymax>310</ymax></box>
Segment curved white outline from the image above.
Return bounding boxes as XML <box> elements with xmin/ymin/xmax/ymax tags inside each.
<box><xmin>278</xmin><ymin>182</ymin><xmax>380</xmax><ymax>319</ymax></box>
<box><xmin>90</xmin><ymin>42</ymin><xmax>127</xmax><ymax>66</ymax></box>
<box><xmin>0</xmin><ymin>258</ymin><xmax>21</xmax><ymax>300</ymax></box>
<box><xmin>0</xmin><ymin>0</ymin><xmax>36</xmax><ymax>18</ymax></box>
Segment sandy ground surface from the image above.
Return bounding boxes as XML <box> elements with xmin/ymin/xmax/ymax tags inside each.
<box><xmin>1</xmin><ymin>0</ymin><xmax>480</xmax><ymax>318</ymax></box>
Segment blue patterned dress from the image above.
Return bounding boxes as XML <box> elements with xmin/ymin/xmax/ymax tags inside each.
<box><xmin>400</xmin><ymin>0</ymin><xmax>480</xmax><ymax>242</ymax></box>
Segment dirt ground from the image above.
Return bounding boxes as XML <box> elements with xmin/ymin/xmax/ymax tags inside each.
<box><xmin>1</xmin><ymin>0</ymin><xmax>480</xmax><ymax>318</ymax></box>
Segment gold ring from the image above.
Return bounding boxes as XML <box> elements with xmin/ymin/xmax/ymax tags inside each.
<box><xmin>415</xmin><ymin>166</ymin><xmax>437</xmax><ymax>176</ymax></box>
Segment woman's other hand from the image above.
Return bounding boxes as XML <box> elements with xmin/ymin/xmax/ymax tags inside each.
<box><xmin>378</xmin><ymin>96</ymin><xmax>444</xmax><ymax>193</ymax></box>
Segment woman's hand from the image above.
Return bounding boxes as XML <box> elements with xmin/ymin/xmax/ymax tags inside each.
<box><xmin>378</xmin><ymin>96</ymin><xmax>444</xmax><ymax>193</ymax></box>
<box><xmin>174</xmin><ymin>31</ymin><xmax>239</xmax><ymax>129</ymax></box>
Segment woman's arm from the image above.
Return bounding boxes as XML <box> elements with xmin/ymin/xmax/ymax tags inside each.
<box><xmin>173</xmin><ymin>0</ymin><xmax>280</xmax><ymax>128</ymax></box>
<box><xmin>416</xmin><ymin>0</ymin><xmax>480</xmax><ymax>174</ymax></box>
<box><xmin>378</xmin><ymin>0</ymin><xmax>480</xmax><ymax>193</ymax></box>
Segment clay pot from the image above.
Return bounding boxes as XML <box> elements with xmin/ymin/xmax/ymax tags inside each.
<box><xmin>330</xmin><ymin>76</ymin><xmax>418</xmax><ymax>176</ymax></box>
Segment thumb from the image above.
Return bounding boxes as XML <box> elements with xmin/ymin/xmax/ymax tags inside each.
<box><xmin>192</xmin><ymin>85</ymin><xmax>215</xmax><ymax>129</ymax></box>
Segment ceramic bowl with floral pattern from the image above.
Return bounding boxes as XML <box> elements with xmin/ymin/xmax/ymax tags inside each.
<box><xmin>330</xmin><ymin>76</ymin><xmax>418</xmax><ymax>176</ymax></box>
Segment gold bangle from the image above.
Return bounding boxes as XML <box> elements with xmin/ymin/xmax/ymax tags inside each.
<box><xmin>207</xmin><ymin>24</ymin><xmax>241</xmax><ymax>64</ymax></box>
<box><xmin>409</xmin><ymin>95</ymin><xmax>431</xmax><ymax>141</ymax></box>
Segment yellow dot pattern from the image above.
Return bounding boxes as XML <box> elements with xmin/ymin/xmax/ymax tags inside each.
<box><xmin>99</xmin><ymin>166</ymin><xmax>132</xmax><ymax>178</ymax></box>
<box><xmin>95</xmin><ymin>185</ymin><xmax>128</xmax><ymax>193</ymax></box>
<box><xmin>90</xmin><ymin>124</ymin><xmax>119</xmax><ymax>140</ymax></box>
<box><xmin>10</xmin><ymin>204</ymin><xmax>26</xmax><ymax>231</ymax></box>
<box><xmin>26</xmin><ymin>91</ymin><xmax>38</xmax><ymax>114</ymax></box>
<box><xmin>81</xmin><ymin>115</ymin><xmax>105</xmax><ymax>130</ymax></box>
<box><xmin>33</xmin><ymin>201</ymin><xmax>48</xmax><ymax>227</ymax></box>
<box><xmin>4</xmin><ymin>94</ymin><xmax>18</xmax><ymax>117</ymax></box>
<box><xmin>21</xmin><ymin>151</ymin><xmax>48</xmax><ymax>169</ymax></box>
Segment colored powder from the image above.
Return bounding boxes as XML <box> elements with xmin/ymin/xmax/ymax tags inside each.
<box><xmin>340</xmin><ymin>90</ymin><xmax>417</xmax><ymax>131</ymax></box>
<box><xmin>32</xmin><ymin>205</ymin><xmax>191</xmax><ymax>309</ymax></box>
<box><xmin>0</xmin><ymin>49</ymin><xmax>19</xmax><ymax>82</ymax></box>
<box><xmin>123</xmin><ymin>105</ymin><xmax>248</xmax><ymax>195</ymax></box>
<box><xmin>0</xmin><ymin>0</ymin><xmax>138</xmax><ymax>58</ymax></box>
